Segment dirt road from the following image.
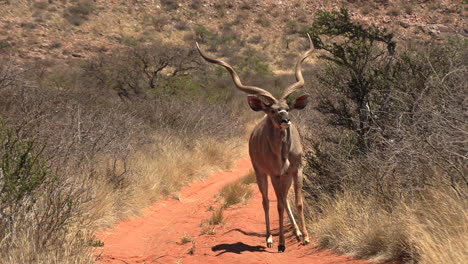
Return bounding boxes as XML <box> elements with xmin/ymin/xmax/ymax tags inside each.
<box><xmin>96</xmin><ymin>159</ymin><xmax>369</xmax><ymax>264</ymax></box>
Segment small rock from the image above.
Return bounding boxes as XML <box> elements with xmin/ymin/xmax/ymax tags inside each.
<box><xmin>399</xmin><ymin>21</ymin><xmax>410</xmax><ymax>28</ymax></box>
<box><xmin>461</xmin><ymin>29</ymin><xmax>468</xmax><ymax>37</ymax></box>
<box><xmin>437</xmin><ymin>25</ymin><xmax>452</xmax><ymax>33</ymax></box>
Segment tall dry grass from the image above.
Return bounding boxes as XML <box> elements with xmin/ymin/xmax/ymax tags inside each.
<box><xmin>405</xmin><ymin>186</ymin><xmax>468</xmax><ymax>264</ymax></box>
<box><xmin>91</xmin><ymin>135</ymin><xmax>244</xmax><ymax>229</ymax></box>
<box><xmin>306</xmin><ymin>185</ymin><xmax>467</xmax><ymax>263</ymax></box>
<box><xmin>307</xmin><ymin>191</ymin><xmax>407</xmax><ymax>262</ymax></box>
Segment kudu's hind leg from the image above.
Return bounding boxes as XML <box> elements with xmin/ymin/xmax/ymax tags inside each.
<box><xmin>254</xmin><ymin>167</ymin><xmax>273</xmax><ymax>248</ymax></box>
<box><xmin>294</xmin><ymin>167</ymin><xmax>310</xmax><ymax>245</ymax></box>
<box><xmin>285</xmin><ymin>196</ymin><xmax>303</xmax><ymax>241</ymax></box>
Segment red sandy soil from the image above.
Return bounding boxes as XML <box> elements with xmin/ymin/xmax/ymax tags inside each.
<box><xmin>96</xmin><ymin>159</ymin><xmax>370</xmax><ymax>264</ymax></box>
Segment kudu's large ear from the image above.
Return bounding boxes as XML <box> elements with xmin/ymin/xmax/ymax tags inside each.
<box><xmin>248</xmin><ymin>95</ymin><xmax>269</xmax><ymax>112</ymax></box>
<box><xmin>289</xmin><ymin>94</ymin><xmax>309</xmax><ymax>110</ymax></box>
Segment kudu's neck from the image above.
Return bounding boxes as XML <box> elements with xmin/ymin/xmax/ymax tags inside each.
<box><xmin>265</xmin><ymin>117</ymin><xmax>291</xmax><ymax>175</ymax></box>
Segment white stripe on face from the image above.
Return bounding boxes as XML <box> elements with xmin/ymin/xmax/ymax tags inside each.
<box><xmin>278</xmin><ymin>110</ymin><xmax>287</xmax><ymax>114</ymax></box>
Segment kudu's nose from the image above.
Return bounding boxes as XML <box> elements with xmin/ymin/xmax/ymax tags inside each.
<box><xmin>279</xmin><ymin>110</ymin><xmax>291</xmax><ymax>129</ymax></box>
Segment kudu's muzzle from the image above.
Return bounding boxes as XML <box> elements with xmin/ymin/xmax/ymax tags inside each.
<box><xmin>279</xmin><ymin>110</ymin><xmax>291</xmax><ymax>129</ymax></box>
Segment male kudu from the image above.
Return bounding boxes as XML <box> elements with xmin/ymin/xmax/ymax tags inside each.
<box><xmin>197</xmin><ymin>36</ymin><xmax>314</xmax><ymax>252</ymax></box>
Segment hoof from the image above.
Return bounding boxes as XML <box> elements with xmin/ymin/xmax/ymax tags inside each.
<box><xmin>296</xmin><ymin>234</ymin><xmax>303</xmax><ymax>242</ymax></box>
<box><xmin>303</xmin><ymin>239</ymin><xmax>310</xmax><ymax>246</ymax></box>
<box><xmin>267</xmin><ymin>242</ymin><xmax>273</xmax><ymax>248</ymax></box>
<box><xmin>278</xmin><ymin>245</ymin><xmax>286</xmax><ymax>252</ymax></box>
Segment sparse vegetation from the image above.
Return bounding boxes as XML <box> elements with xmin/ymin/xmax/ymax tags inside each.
<box><xmin>178</xmin><ymin>234</ymin><xmax>194</xmax><ymax>245</ymax></box>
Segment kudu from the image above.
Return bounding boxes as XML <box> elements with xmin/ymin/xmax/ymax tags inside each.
<box><xmin>197</xmin><ymin>36</ymin><xmax>314</xmax><ymax>252</ymax></box>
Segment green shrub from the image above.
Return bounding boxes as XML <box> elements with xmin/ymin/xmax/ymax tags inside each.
<box><xmin>308</xmin><ymin>8</ymin><xmax>395</xmax><ymax>153</ymax></box>
<box><xmin>63</xmin><ymin>0</ymin><xmax>95</xmax><ymax>26</ymax></box>
<box><xmin>175</xmin><ymin>20</ymin><xmax>190</xmax><ymax>31</ymax></box>
<box><xmin>285</xmin><ymin>20</ymin><xmax>308</xmax><ymax>35</ymax></box>
<box><xmin>189</xmin><ymin>0</ymin><xmax>202</xmax><ymax>10</ymax></box>
<box><xmin>255</xmin><ymin>14</ymin><xmax>271</xmax><ymax>27</ymax></box>
<box><xmin>0</xmin><ymin>125</ymin><xmax>85</xmax><ymax>258</ymax></box>
<box><xmin>194</xmin><ymin>24</ymin><xmax>214</xmax><ymax>44</ymax></box>
<box><xmin>160</xmin><ymin>0</ymin><xmax>179</xmax><ymax>11</ymax></box>
<box><xmin>237</xmin><ymin>50</ymin><xmax>272</xmax><ymax>76</ymax></box>
<box><xmin>386</xmin><ymin>7</ymin><xmax>401</xmax><ymax>16</ymax></box>
<box><xmin>0</xmin><ymin>127</ymin><xmax>47</xmax><ymax>210</ymax></box>
<box><xmin>0</xmin><ymin>40</ymin><xmax>12</xmax><ymax>52</ymax></box>
<box><xmin>147</xmin><ymin>14</ymin><xmax>171</xmax><ymax>31</ymax></box>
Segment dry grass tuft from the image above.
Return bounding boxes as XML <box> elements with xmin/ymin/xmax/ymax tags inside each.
<box><xmin>308</xmin><ymin>191</ymin><xmax>408</xmax><ymax>262</ymax></box>
<box><xmin>178</xmin><ymin>234</ymin><xmax>194</xmax><ymax>245</ymax></box>
<box><xmin>200</xmin><ymin>226</ymin><xmax>217</xmax><ymax>235</ymax></box>
<box><xmin>240</xmin><ymin>170</ymin><xmax>257</xmax><ymax>185</ymax></box>
<box><xmin>220</xmin><ymin>172</ymin><xmax>255</xmax><ymax>208</ymax></box>
<box><xmin>208</xmin><ymin>207</ymin><xmax>225</xmax><ymax>226</ymax></box>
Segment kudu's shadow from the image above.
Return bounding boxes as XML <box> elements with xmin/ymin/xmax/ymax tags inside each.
<box><xmin>226</xmin><ymin>226</ymin><xmax>296</xmax><ymax>238</ymax></box>
<box><xmin>226</xmin><ymin>228</ymin><xmax>273</xmax><ymax>238</ymax></box>
<box><xmin>211</xmin><ymin>242</ymin><xmax>268</xmax><ymax>256</ymax></box>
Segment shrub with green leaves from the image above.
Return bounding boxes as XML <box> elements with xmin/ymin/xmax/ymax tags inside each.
<box><xmin>0</xmin><ymin>124</ymin><xmax>91</xmax><ymax>261</ymax></box>
<box><xmin>194</xmin><ymin>24</ymin><xmax>215</xmax><ymax>44</ymax></box>
<box><xmin>237</xmin><ymin>50</ymin><xmax>272</xmax><ymax>77</ymax></box>
<box><xmin>307</xmin><ymin>8</ymin><xmax>396</xmax><ymax>153</ymax></box>
<box><xmin>304</xmin><ymin>8</ymin><xmax>467</xmax><ymax>198</ymax></box>
<box><xmin>0</xmin><ymin>127</ymin><xmax>47</xmax><ymax>213</ymax></box>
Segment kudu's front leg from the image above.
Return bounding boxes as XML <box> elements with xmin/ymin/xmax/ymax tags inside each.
<box><xmin>271</xmin><ymin>175</ymin><xmax>293</xmax><ymax>252</ymax></box>
<box><xmin>254</xmin><ymin>167</ymin><xmax>273</xmax><ymax>248</ymax></box>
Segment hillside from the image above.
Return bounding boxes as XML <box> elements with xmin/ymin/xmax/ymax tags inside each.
<box><xmin>0</xmin><ymin>0</ymin><xmax>465</xmax><ymax>67</ymax></box>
